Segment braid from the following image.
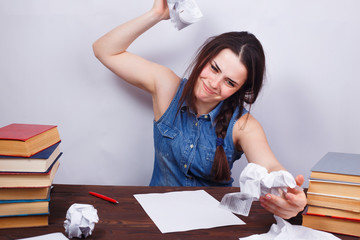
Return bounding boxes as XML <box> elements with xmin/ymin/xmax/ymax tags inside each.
<box><xmin>211</xmin><ymin>96</ymin><xmax>238</xmax><ymax>181</ymax></box>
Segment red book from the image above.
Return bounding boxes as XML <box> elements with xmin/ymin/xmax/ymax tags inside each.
<box><xmin>0</xmin><ymin>123</ymin><xmax>61</xmax><ymax>157</ymax></box>
<box><xmin>302</xmin><ymin>206</ymin><xmax>360</xmax><ymax>237</ymax></box>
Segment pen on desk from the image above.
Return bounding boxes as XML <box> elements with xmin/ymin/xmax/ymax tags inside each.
<box><xmin>89</xmin><ymin>191</ymin><xmax>119</xmax><ymax>204</ymax></box>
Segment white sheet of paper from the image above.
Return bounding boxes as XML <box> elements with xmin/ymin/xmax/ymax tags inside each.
<box><xmin>17</xmin><ymin>232</ymin><xmax>68</xmax><ymax>240</ymax></box>
<box><xmin>134</xmin><ymin>190</ymin><xmax>245</xmax><ymax>233</ymax></box>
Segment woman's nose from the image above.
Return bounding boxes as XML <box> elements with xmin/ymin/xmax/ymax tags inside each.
<box><xmin>210</xmin><ymin>75</ymin><xmax>222</xmax><ymax>89</ymax></box>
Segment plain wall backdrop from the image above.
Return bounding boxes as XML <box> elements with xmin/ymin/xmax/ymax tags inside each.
<box><xmin>1</xmin><ymin>0</ymin><xmax>359</xmax><ymax>187</ymax></box>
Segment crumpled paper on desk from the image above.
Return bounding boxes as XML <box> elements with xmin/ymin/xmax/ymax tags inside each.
<box><xmin>239</xmin><ymin>215</ymin><xmax>341</xmax><ymax>240</ymax></box>
<box><xmin>167</xmin><ymin>0</ymin><xmax>203</xmax><ymax>30</ymax></box>
<box><xmin>220</xmin><ymin>163</ymin><xmax>299</xmax><ymax>216</ymax></box>
<box><xmin>64</xmin><ymin>203</ymin><xmax>99</xmax><ymax>239</ymax></box>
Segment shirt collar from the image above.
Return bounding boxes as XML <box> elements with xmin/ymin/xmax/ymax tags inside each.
<box><xmin>181</xmin><ymin>101</ymin><xmax>224</xmax><ymax>126</ymax></box>
<box><xmin>208</xmin><ymin>101</ymin><xmax>223</xmax><ymax>126</ymax></box>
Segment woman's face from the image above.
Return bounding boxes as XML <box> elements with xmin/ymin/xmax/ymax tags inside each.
<box><xmin>194</xmin><ymin>48</ymin><xmax>248</xmax><ymax>111</ymax></box>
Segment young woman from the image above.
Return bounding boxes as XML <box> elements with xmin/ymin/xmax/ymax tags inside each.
<box><xmin>93</xmin><ymin>0</ymin><xmax>306</xmax><ymax>219</ymax></box>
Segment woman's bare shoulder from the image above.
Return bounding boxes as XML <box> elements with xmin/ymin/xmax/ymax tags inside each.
<box><xmin>152</xmin><ymin>69</ymin><xmax>182</xmax><ymax>120</ymax></box>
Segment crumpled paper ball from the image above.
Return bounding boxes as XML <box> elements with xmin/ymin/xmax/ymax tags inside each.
<box><xmin>220</xmin><ymin>163</ymin><xmax>300</xmax><ymax>216</ymax></box>
<box><xmin>167</xmin><ymin>0</ymin><xmax>203</xmax><ymax>30</ymax></box>
<box><xmin>64</xmin><ymin>203</ymin><xmax>99</xmax><ymax>239</ymax></box>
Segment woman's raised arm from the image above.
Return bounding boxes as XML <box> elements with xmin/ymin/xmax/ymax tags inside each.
<box><xmin>92</xmin><ymin>0</ymin><xmax>179</xmax><ymax>95</ymax></box>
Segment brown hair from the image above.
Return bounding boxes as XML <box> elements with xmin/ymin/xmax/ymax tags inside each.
<box><xmin>178</xmin><ymin>32</ymin><xmax>266</xmax><ymax>182</ymax></box>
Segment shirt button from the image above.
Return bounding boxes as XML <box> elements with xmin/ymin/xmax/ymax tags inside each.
<box><xmin>204</xmin><ymin>115</ymin><xmax>208</xmax><ymax>119</ymax></box>
<box><xmin>184</xmin><ymin>164</ymin><xmax>187</xmax><ymax>168</ymax></box>
<box><xmin>190</xmin><ymin>144</ymin><xmax>194</xmax><ymax>148</ymax></box>
<box><xmin>195</xmin><ymin>122</ymin><xmax>198</xmax><ymax>126</ymax></box>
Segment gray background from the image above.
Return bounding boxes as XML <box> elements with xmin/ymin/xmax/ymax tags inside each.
<box><xmin>1</xmin><ymin>0</ymin><xmax>359</xmax><ymax>187</ymax></box>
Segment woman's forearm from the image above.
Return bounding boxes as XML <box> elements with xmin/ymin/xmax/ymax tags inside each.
<box><xmin>93</xmin><ymin>9</ymin><xmax>164</xmax><ymax>60</ymax></box>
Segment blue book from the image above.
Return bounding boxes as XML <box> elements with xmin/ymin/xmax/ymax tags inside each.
<box><xmin>0</xmin><ymin>186</ymin><xmax>51</xmax><ymax>201</ymax></box>
<box><xmin>0</xmin><ymin>142</ymin><xmax>61</xmax><ymax>173</ymax></box>
<box><xmin>0</xmin><ymin>214</ymin><xmax>49</xmax><ymax>228</ymax></box>
<box><xmin>0</xmin><ymin>196</ymin><xmax>50</xmax><ymax>217</ymax></box>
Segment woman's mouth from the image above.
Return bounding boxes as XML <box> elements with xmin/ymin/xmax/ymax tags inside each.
<box><xmin>202</xmin><ymin>81</ymin><xmax>216</xmax><ymax>95</ymax></box>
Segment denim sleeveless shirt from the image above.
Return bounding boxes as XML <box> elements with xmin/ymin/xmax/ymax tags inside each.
<box><xmin>150</xmin><ymin>78</ymin><xmax>248</xmax><ymax>186</ymax></box>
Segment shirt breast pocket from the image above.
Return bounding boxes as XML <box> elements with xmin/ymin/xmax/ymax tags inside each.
<box><xmin>155</xmin><ymin>122</ymin><xmax>181</xmax><ymax>158</ymax></box>
<box><xmin>156</xmin><ymin>122</ymin><xmax>179</xmax><ymax>139</ymax></box>
<box><xmin>199</xmin><ymin>145</ymin><xmax>233</xmax><ymax>178</ymax></box>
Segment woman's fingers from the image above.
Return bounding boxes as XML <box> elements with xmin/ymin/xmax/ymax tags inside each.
<box><xmin>260</xmin><ymin>183</ymin><xmax>307</xmax><ymax>219</ymax></box>
<box><xmin>152</xmin><ymin>0</ymin><xmax>170</xmax><ymax>20</ymax></box>
<box><xmin>295</xmin><ymin>174</ymin><xmax>305</xmax><ymax>186</ymax></box>
<box><xmin>259</xmin><ymin>194</ymin><xmax>294</xmax><ymax>219</ymax></box>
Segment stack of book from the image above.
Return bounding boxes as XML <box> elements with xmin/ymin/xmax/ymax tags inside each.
<box><xmin>0</xmin><ymin>123</ymin><xmax>62</xmax><ymax>229</ymax></box>
<box><xmin>302</xmin><ymin>152</ymin><xmax>360</xmax><ymax>237</ymax></box>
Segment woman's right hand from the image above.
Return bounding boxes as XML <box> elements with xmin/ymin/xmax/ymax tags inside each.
<box><xmin>151</xmin><ymin>0</ymin><xmax>170</xmax><ymax>21</ymax></box>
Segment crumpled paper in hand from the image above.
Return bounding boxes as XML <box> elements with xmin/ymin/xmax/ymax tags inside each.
<box><xmin>167</xmin><ymin>0</ymin><xmax>203</xmax><ymax>30</ymax></box>
<box><xmin>64</xmin><ymin>203</ymin><xmax>99</xmax><ymax>239</ymax></box>
<box><xmin>220</xmin><ymin>163</ymin><xmax>301</xmax><ymax>216</ymax></box>
<box><xmin>239</xmin><ymin>215</ymin><xmax>341</xmax><ymax>240</ymax></box>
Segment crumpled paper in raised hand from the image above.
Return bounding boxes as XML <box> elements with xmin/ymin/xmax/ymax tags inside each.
<box><xmin>167</xmin><ymin>0</ymin><xmax>203</xmax><ymax>30</ymax></box>
<box><xmin>64</xmin><ymin>203</ymin><xmax>99</xmax><ymax>239</ymax></box>
<box><xmin>219</xmin><ymin>163</ymin><xmax>300</xmax><ymax>216</ymax></box>
<box><xmin>239</xmin><ymin>215</ymin><xmax>341</xmax><ymax>240</ymax></box>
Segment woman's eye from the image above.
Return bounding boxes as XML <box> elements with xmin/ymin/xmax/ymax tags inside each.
<box><xmin>226</xmin><ymin>79</ymin><xmax>235</xmax><ymax>87</ymax></box>
<box><xmin>210</xmin><ymin>64</ymin><xmax>218</xmax><ymax>72</ymax></box>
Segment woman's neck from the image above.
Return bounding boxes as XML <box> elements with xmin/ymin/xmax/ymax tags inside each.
<box><xmin>194</xmin><ymin>100</ymin><xmax>218</xmax><ymax>117</ymax></box>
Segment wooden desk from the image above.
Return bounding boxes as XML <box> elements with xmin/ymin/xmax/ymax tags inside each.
<box><xmin>0</xmin><ymin>184</ymin><xmax>356</xmax><ymax>240</ymax></box>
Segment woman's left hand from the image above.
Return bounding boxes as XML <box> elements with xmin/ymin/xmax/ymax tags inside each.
<box><xmin>259</xmin><ymin>174</ymin><xmax>307</xmax><ymax>219</ymax></box>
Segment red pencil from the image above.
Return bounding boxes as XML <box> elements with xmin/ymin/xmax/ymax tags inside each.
<box><xmin>89</xmin><ymin>191</ymin><xmax>118</xmax><ymax>204</ymax></box>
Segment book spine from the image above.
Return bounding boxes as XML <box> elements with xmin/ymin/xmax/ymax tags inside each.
<box><xmin>306</xmin><ymin>212</ymin><xmax>360</xmax><ymax>222</ymax></box>
<box><xmin>0</xmin><ymin>212</ymin><xmax>49</xmax><ymax>218</ymax></box>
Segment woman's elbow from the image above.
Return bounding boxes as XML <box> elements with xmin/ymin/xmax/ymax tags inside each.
<box><xmin>92</xmin><ymin>41</ymin><xmax>101</xmax><ymax>59</ymax></box>
<box><xmin>92</xmin><ymin>40</ymin><xmax>106</xmax><ymax>60</ymax></box>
